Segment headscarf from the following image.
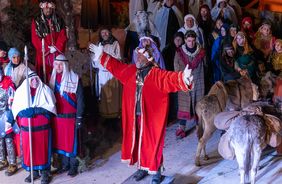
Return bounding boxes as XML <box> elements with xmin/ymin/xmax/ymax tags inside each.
<box><xmin>12</xmin><ymin>71</ymin><xmax>56</xmax><ymax>118</ymax></box>
<box><xmin>8</xmin><ymin>48</ymin><xmax>20</xmax><ymax>61</ymax></box>
<box><xmin>134</xmin><ymin>36</ymin><xmax>166</xmax><ymax>69</ymax></box>
<box><xmin>49</xmin><ymin>54</ymin><xmax>79</xmax><ymax>95</ymax></box>
<box><xmin>6</xmin><ymin>48</ymin><xmax>21</xmax><ymax>77</ymax></box>
<box><xmin>183</xmin><ymin>14</ymin><xmax>199</xmax><ymax>33</ymax></box>
<box><xmin>178</xmin><ymin>14</ymin><xmax>205</xmax><ymax>47</ymax></box>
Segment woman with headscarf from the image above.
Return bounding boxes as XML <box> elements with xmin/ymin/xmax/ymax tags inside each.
<box><xmin>241</xmin><ymin>17</ymin><xmax>255</xmax><ymax>43</ymax></box>
<box><xmin>5</xmin><ymin>48</ymin><xmax>31</xmax><ymax>88</ymax></box>
<box><xmin>233</xmin><ymin>31</ymin><xmax>259</xmax><ymax>83</ymax></box>
<box><xmin>211</xmin><ymin>23</ymin><xmax>230</xmax><ymax>83</ymax></box>
<box><xmin>162</xmin><ymin>32</ymin><xmax>184</xmax><ymax>122</ymax></box>
<box><xmin>271</xmin><ymin>39</ymin><xmax>282</xmax><ymax>155</ymax></box>
<box><xmin>208</xmin><ymin>17</ymin><xmax>224</xmax><ymax>47</ymax></box>
<box><xmin>220</xmin><ymin>43</ymin><xmax>241</xmax><ymax>82</ymax></box>
<box><xmin>178</xmin><ymin>14</ymin><xmax>205</xmax><ymax>48</ymax></box>
<box><xmin>253</xmin><ymin>22</ymin><xmax>276</xmax><ymax>60</ymax></box>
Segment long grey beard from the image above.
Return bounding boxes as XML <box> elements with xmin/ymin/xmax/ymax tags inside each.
<box><xmin>136</xmin><ymin>17</ymin><xmax>151</xmax><ymax>37</ymax></box>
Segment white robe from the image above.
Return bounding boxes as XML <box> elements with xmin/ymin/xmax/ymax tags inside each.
<box><xmin>154</xmin><ymin>4</ymin><xmax>183</xmax><ymax>50</ymax></box>
<box><xmin>92</xmin><ymin>41</ymin><xmax>121</xmax><ymax>97</ymax></box>
<box><xmin>211</xmin><ymin>0</ymin><xmax>238</xmax><ymax>25</ymax></box>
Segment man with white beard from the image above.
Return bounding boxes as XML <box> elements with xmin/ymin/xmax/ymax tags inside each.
<box><xmin>124</xmin><ymin>10</ymin><xmax>160</xmax><ymax>63</ymax></box>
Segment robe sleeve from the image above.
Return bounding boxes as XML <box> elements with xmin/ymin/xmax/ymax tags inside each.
<box><xmin>54</xmin><ymin>28</ymin><xmax>67</xmax><ymax>53</ymax></box>
<box><xmin>31</xmin><ymin>19</ymin><xmax>42</xmax><ymax>52</ymax></box>
<box><xmin>100</xmin><ymin>53</ymin><xmax>134</xmax><ymax>84</ymax></box>
<box><xmin>152</xmin><ymin>68</ymin><xmax>192</xmax><ymax>93</ymax></box>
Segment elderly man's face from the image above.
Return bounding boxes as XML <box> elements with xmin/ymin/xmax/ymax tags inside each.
<box><xmin>42</xmin><ymin>7</ymin><xmax>53</xmax><ymax>17</ymax></box>
<box><xmin>100</xmin><ymin>29</ymin><xmax>110</xmax><ymax>41</ymax></box>
<box><xmin>185</xmin><ymin>17</ymin><xmax>194</xmax><ymax>28</ymax></box>
<box><xmin>0</xmin><ymin>50</ymin><xmax>6</xmax><ymax>58</ymax></box>
<box><xmin>53</xmin><ymin>60</ymin><xmax>64</xmax><ymax>73</ymax></box>
<box><xmin>185</xmin><ymin>37</ymin><xmax>196</xmax><ymax>49</ymax></box>
<box><xmin>136</xmin><ymin>52</ymin><xmax>149</xmax><ymax>69</ymax></box>
<box><xmin>141</xmin><ymin>39</ymin><xmax>151</xmax><ymax>47</ymax></box>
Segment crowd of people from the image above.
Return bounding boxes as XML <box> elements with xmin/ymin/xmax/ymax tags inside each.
<box><xmin>0</xmin><ymin>0</ymin><xmax>282</xmax><ymax>184</ymax></box>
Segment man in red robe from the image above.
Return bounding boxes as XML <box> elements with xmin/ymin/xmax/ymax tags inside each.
<box><xmin>89</xmin><ymin>43</ymin><xmax>193</xmax><ymax>183</ymax></box>
<box><xmin>49</xmin><ymin>54</ymin><xmax>84</xmax><ymax>177</ymax></box>
<box><xmin>31</xmin><ymin>0</ymin><xmax>67</xmax><ymax>81</ymax></box>
<box><xmin>12</xmin><ymin>72</ymin><xmax>56</xmax><ymax>184</ymax></box>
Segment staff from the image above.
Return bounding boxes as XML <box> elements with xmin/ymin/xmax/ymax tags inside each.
<box><xmin>42</xmin><ymin>39</ymin><xmax>47</xmax><ymax>83</ymax></box>
<box><xmin>24</xmin><ymin>46</ymin><xmax>34</xmax><ymax>184</ymax></box>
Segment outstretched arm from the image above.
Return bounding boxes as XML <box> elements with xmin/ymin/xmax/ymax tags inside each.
<box><xmin>89</xmin><ymin>44</ymin><xmax>133</xmax><ymax>84</ymax></box>
<box><xmin>154</xmin><ymin>65</ymin><xmax>193</xmax><ymax>93</ymax></box>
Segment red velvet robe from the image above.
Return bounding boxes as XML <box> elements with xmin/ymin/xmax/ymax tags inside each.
<box><xmin>31</xmin><ymin>19</ymin><xmax>67</xmax><ymax>81</ymax></box>
<box><xmin>100</xmin><ymin>53</ymin><xmax>191</xmax><ymax>173</ymax></box>
<box><xmin>52</xmin><ymin>74</ymin><xmax>77</xmax><ymax>157</ymax></box>
<box><xmin>19</xmin><ymin>115</ymin><xmax>51</xmax><ymax>171</ymax></box>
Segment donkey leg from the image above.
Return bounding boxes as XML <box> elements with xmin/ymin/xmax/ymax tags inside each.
<box><xmin>195</xmin><ymin>130</ymin><xmax>214</xmax><ymax>165</ymax></box>
<box><xmin>195</xmin><ymin>139</ymin><xmax>203</xmax><ymax>166</ymax></box>
<box><xmin>234</xmin><ymin>145</ymin><xmax>247</xmax><ymax>184</ymax></box>
<box><xmin>203</xmin><ymin>146</ymin><xmax>209</xmax><ymax>160</ymax></box>
<box><xmin>250</xmin><ymin>146</ymin><xmax>262</xmax><ymax>184</ymax></box>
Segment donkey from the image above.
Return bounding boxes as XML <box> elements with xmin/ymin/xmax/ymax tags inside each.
<box><xmin>195</xmin><ymin>78</ymin><xmax>258</xmax><ymax>166</ymax></box>
<box><xmin>229</xmin><ymin>114</ymin><xmax>267</xmax><ymax>184</ymax></box>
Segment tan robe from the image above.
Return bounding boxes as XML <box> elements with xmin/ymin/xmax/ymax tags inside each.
<box><xmin>93</xmin><ymin>41</ymin><xmax>122</xmax><ymax>118</ymax></box>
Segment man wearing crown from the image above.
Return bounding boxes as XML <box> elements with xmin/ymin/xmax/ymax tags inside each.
<box><xmin>31</xmin><ymin>0</ymin><xmax>67</xmax><ymax>81</ymax></box>
<box><xmin>89</xmin><ymin>43</ymin><xmax>194</xmax><ymax>184</ymax></box>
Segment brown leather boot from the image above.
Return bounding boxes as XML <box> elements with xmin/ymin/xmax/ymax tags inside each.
<box><xmin>0</xmin><ymin>160</ymin><xmax>8</xmax><ymax>171</ymax></box>
<box><xmin>5</xmin><ymin>164</ymin><xmax>18</xmax><ymax>176</ymax></box>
